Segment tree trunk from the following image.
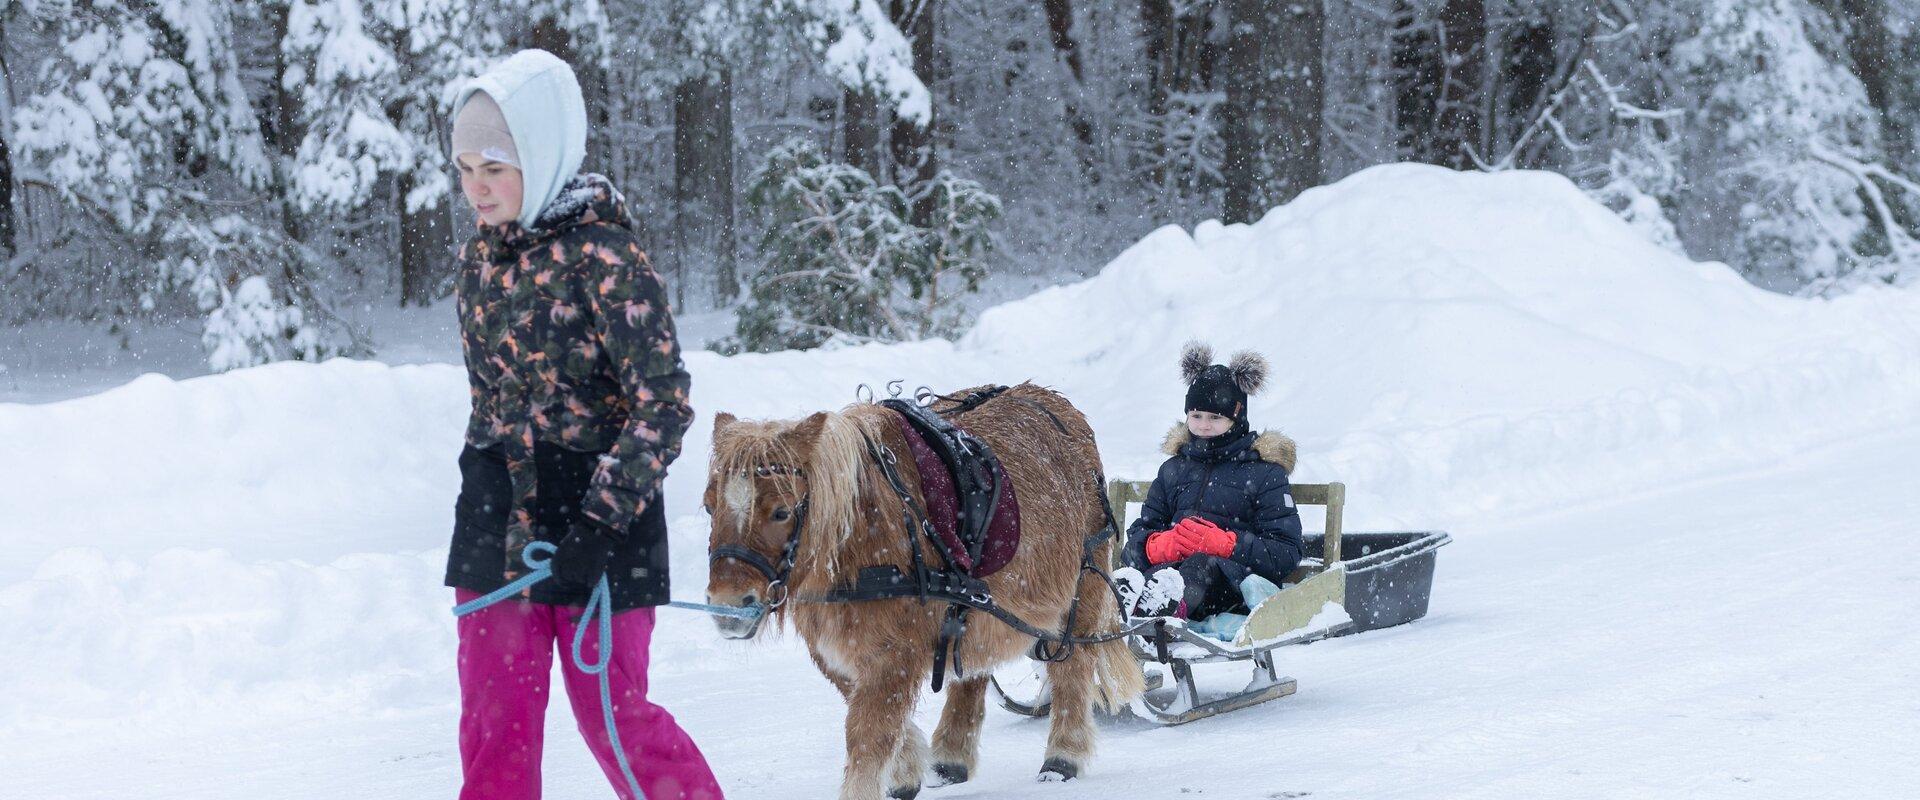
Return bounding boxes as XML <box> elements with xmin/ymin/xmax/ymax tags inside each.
<box><xmin>1392</xmin><ymin>1</ymin><xmax>1442</xmax><ymax>162</ymax></box>
<box><xmin>1268</xmin><ymin>0</ymin><xmax>1323</xmax><ymax>207</ymax></box>
<box><xmin>843</xmin><ymin>89</ymin><xmax>886</xmax><ymax>177</ymax></box>
<box><xmin>399</xmin><ymin>170</ymin><xmax>454</xmax><ymax>306</ymax></box>
<box><xmin>1140</xmin><ymin>0</ymin><xmax>1176</xmax><ymax>119</ymax></box>
<box><xmin>889</xmin><ymin>0</ymin><xmax>939</xmax><ymax>224</ymax></box>
<box><xmin>0</xmin><ymin>43</ymin><xmax>13</xmax><ymax>260</ymax></box>
<box><xmin>1499</xmin><ymin>18</ymin><xmax>1556</xmax><ymax>166</ymax></box>
<box><xmin>0</xmin><ymin>17</ymin><xmax>14</xmax><ymax>259</ymax></box>
<box><xmin>263</xmin><ymin>3</ymin><xmax>304</xmax><ymax>243</ymax></box>
<box><xmin>1435</xmin><ymin>0</ymin><xmax>1486</xmax><ymax>169</ymax></box>
<box><xmin>1042</xmin><ymin>0</ymin><xmax>1084</xmax><ymax>82</ymax></box>
<box><xmin>1042</xmin><ymin>0</ymin><xmax>1100</xmax><ymax>180</ymax></box>
<box><xmin>674</xmin><ymin>72</ymin><xmax>738</xmax><ymax>306</ymax></box>
<box><xmin>0</xmin><ymin>130</ymin><xmax>14</xmax><ymax>261</ymax></box>
<box><xmin>1835</xmin><ymin>0</ymin><xmax>1910</xmax><ymax>165</ymax></box>
<box><xmin>1222</xmin><ymin>0</ymin><xmax>1320</xmax><ymax>224</ymax></box>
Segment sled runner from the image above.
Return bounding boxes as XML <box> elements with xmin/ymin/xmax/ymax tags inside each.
<box><xmin>989</xmin><ymin>480</ymin><xmax>1451</xmax><ymax>725</ymax></box>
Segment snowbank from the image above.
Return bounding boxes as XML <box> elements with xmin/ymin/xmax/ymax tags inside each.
<box><xmin>4</xmin><ymin>163</ymin><xmax>1918</xmax><ymax>735</ymax></box>
<box><xmin>965</xmin><ymin>165</ymin><xmax>1920</xmax><ymax>518</ymax></box>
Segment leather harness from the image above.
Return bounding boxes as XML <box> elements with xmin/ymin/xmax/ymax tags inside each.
<box><xmin>708</xmin><ymin>386</ymin><xmax>1136</xmax><ymax>692</ymax></box>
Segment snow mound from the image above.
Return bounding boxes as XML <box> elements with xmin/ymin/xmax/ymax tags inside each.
<box><xmin>970</xmin><ymin>164</ymin><xmax>1904</xmax><ymax>427</ymax></box>
<box><xmin>966</xmin><ymin>164</ymin><xmax>1920</xmax><ymax>518</ymax></box>
<box><xmin>4</xmin><ymin>163</ymin><xmax>1919</xmax><ymax>736</ymax></box>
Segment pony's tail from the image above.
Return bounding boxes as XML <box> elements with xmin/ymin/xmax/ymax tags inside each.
<box><xmin>1086</xmin><ymin>555</ymin><xmax>1146</xmax><ymax>712</ymax></box>
<box><xmin>1092</xmin><ymin>634</ymin><xmax>1145</xmax><ymax>713</ymax></box>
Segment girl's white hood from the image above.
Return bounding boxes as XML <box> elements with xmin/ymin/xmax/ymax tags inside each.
<box><xmin>452</xmin><ymin>50</ymin><xmax>587</xmax><ymax>230</ymax></box>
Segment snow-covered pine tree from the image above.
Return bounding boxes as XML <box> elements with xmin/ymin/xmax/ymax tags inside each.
<box><xmin>800</xmin><ymin>0</ymin><xmax>933</xmax><ymax>130</ymax></box>
<box><xmin>1674</xmin><ymin>0</ymin><xmax>1915</xmax><ymax>290</ymax></box>
<box><xmin>731</xmin><ymin>138</ymin><xmax>924</xmax><ymax>352</ymax></box>
<box><xmin>13</xmin><ymin>0</ymin><xmax>344</xmax><ymax>370</ymax></box>
<box><xmin>280</xmin><ymin>0</ymin><xmax>492</xmax><ymax>306</ymax></box>
<box><xmin>914</xmin><ymin>168</ymin><xmax>1001</xmax><ymax>332</ymax></box>
<box><xmin>727</xmin><ymin>137</ymin><xmax>998</xmax><ymax>352</ymax></box>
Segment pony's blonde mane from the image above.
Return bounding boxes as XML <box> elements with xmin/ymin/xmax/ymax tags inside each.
<box><xmin>804</xmin><ymin>408</ymin><xmax>881</xmax><ymax>583</ymax></box>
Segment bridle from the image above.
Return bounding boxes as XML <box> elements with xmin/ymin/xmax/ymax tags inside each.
<box><xmin>707</xmin><ymin>464</ymin><xmax>812</xmax><ymax>630</ymax></box>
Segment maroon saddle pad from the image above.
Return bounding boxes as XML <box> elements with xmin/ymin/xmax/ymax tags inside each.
<box><xmin>888</xmin><ymin>410</ymin><xmax>1021</xmax><ymax>577</ymax></box>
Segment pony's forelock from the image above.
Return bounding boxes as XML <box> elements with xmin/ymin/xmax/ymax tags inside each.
<box><xmin>709</xmin><ymin>420</ymin><xmax>806</xmax><ymax>538</ymax></box>
<box><xmin>707</xmin><ymin>409</ymin><xmax>880</xmax><ymax>584</ymax></box>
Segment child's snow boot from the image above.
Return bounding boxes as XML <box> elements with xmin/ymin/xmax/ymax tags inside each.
<box><xmin>1111</xmin><ymin>567</ymin><xmax>1145</xmax><ymax>618</ymax></box>
<box><xmin>1135</xmin><ymin>568</ymin><xmax>1188</xmax><ymax>619</ymax></box>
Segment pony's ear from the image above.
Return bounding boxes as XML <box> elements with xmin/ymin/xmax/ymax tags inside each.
<box><xmin>712</xmin><ymin>411</ymin><xmax>738</xmax><ymax>439</ymax></box>
<box><xmin>790</xmin><ymin>411</ymin><xmax>830</xmax><ymax>453</ymax></box>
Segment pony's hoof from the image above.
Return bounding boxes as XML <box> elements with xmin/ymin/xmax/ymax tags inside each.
<box><xmin>1038</xmin><ymin>757</ymin><xmax>1079</xmax><ymax>782</ymax></box>
<box><xmin>887</xmin><ymin>785</ymin><xmax>921</xmax><ymax>800</ymax></box>
<box><xmin>928</xmin><ymin>762</ymin><xmax>970</xmax><ymax>787</ymax></box>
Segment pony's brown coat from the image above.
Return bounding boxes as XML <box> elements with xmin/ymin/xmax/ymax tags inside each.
<box><xmin>705</xmin><ymin>384</ymin><xmax>1144</xmax><ymax>799</ymax></box>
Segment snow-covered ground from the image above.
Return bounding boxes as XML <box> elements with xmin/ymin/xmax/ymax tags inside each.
<box><xmin>3</xmin><ymin>164</ymin><xmax>1917</xmax><ymax>798</ymax></box>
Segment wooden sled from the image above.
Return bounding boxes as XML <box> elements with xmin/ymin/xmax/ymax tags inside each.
<box><xmin>989</xmin><ymin>480</ymin><xmax>1451</xmax><ymax>725</ymax></box>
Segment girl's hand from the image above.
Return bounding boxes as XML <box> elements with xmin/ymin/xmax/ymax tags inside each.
<box><xmin>1145</xmin><ymin>527</ymin><xmax>1202</xmax><ymax>564</ymax></box>
<box><xmin>1175</xmin><ymin>517</ymin><xmax>1238</xmax><ymax>559</ymax></box>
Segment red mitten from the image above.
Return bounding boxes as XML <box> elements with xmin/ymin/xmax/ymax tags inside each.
<box><xmin>1144</xmin><ymin>527</ymin><xmax>1201</xmax><ymax>565</ymax></box>
<box><xmin>1195</xmin><ymin>526</ymin><xmax>1238</xmax><ymax>559</ymax></box>
<box><xmin>1172</xmin><ymin>516</ymin><xmax>1221</xmax><ymax>538</ymax></box>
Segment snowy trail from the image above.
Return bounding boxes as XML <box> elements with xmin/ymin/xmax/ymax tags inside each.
<box><xmin>10</xmin><ymin>425</ymin><xmax>1916</xmax><ymax>799</ymax></box>
<box><xmin>9</xmin><ymin>166</ymin><xmax>1919</xmax><ymax>797</ymax></box>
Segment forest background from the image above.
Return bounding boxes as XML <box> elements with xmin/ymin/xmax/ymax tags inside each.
<box><xmin>2</xmin><ymin>0</ymin><xmax>1916</xmax><ymax>369</ymax></box>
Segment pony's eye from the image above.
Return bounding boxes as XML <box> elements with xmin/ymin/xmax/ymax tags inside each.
<box><xmin>770</xmin><ymin>506</ymin><xmax>792</xmax><ymax>522</ymax></box>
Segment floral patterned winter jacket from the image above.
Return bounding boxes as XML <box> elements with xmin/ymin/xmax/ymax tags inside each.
<box><xmin>457</xmin><ymin>173</ymin><xmax>692</xmax><ymax>577</ymax></box>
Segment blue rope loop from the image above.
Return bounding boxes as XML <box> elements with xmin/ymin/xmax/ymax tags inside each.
<box><xmin>575</xmin><ymin>576</ymin><xmax>647</xmax><ymax>800</ymax></box>
<box><xmin>452</xmin><ymin>542</ymin><xmax>559</xmax><ymax>617</ymax></box>
<box><xmin>449</xmin><ymin>541</ymin><xmax>767</xmax><ymax>800</ymax></box>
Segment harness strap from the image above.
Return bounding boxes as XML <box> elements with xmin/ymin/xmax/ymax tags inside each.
<box><xmin>710</xmin><ymin>545</ymin><xmax>779</xmax><ymax>583</ymax></box>
<box><xmin>930</xmin><ymin>605</ymin><xmax>970</xmax><ymax>691</ymax></box>
<box><xmin>800</xmin><ymin>563</ymin><xmax>1150</xmax><ymax>646</ymax></box>
<box><xmin>918</xmin><ymin>385</ymin><xmax>1012</xmax><ymax>416</ymax></box>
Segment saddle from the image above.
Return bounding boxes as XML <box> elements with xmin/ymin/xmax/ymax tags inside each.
<box><xmin>880</xmin><ymin>397</ymin><xmax>1021</xmax><ymax>578</ymax></box>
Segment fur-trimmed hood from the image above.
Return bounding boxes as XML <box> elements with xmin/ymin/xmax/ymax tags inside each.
<box><xmin>1161</xmin><ymin>424</ymin><xmax>1296</xmax><ymax>472</ymax></box>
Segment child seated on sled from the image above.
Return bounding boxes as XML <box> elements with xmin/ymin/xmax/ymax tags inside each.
<box><xmin>1115</xmin><ymin>342</ymin><xmax>1305</xmax><ymax>621</ymax></box>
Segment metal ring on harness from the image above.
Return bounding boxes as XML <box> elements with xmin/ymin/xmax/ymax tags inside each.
<box><xmin>762</xmin><ymin>579</ymin><xmax>790</xmax><ymax>610</ymax></box>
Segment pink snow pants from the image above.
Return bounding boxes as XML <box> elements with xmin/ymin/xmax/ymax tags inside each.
<box><xmin>455</xmin><ymin>589</ymin><xmax>724</xmax><ymax>800</ymax></box>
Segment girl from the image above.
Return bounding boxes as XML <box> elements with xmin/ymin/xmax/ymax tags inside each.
<box><xmin>1117</xmin><ymin>342</ymin><xmax>1304</xmax><ymax>621</ymax></box>
<box><xmin>441</xmin><ymin>49</ymin><xmax>723</xmax><ymax>800</ymax></box>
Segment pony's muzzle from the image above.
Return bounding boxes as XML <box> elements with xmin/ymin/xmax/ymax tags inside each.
<box><xmin>707</xmin><ymin>592</ymin><xmax>764</xmax><ymax>639</ymax></box>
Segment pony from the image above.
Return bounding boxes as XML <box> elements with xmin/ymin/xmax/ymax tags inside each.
<box><xmin>702</xmin><ymin>383</ymin><xmax>1144</xmax><ymax>800</ymax></box>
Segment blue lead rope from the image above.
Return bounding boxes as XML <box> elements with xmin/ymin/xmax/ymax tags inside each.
<box><xmin>452</xmin><ymin>542</ymin><xmax>763</xmax><ymax>799</ymax></box>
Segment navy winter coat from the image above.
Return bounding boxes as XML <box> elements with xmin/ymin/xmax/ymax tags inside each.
<box><xmin>1123</xmin><ymin>425</ymin><xmax>1305</xmax><ymax>586</ymax></box>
